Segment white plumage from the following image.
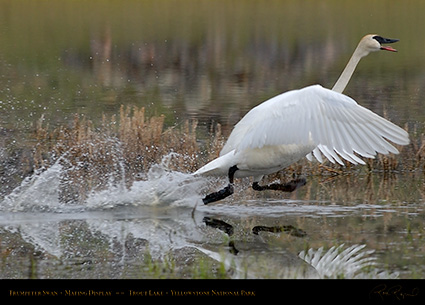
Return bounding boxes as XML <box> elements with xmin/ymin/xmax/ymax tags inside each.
<box><xmin>195</xmin><ymin>85</ymin><xmax>409</xmax><ymax>181</ymax></box>
<box><xmin>195</xmin><ymin>34</ymin><xmax>409</xmax><ymax>204</ymax></box>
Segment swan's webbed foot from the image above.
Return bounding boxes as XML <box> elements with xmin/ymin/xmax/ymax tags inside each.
<box><xmin>252</xmin><ymin>177</ymin><xmax>306</xmax><ymax>192</ymax></box>
<box><xmin>202</xmin><ymin>184</ymin><xmax>234</xmax><ymax>204</ymax></box>
<box><xmin>202</xmin><ymin>165</ymin><xmax>239</xmax><ymax>205</ymax></box>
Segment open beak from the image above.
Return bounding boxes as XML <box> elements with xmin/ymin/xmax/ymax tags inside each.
<box><xmin>375</xmin><ymin>36</ymin><xmax>399</xmax><ymax>52</ymax></box>
<box><xmin>380</xmin><ymin>45</ymin><xmax>398</xmax><ymax>52</ymax></box>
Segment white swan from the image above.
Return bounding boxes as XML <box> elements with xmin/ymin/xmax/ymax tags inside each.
<box><xmin>195</xmin><ymin>34</ymin><xmax>409</xmax><ymax>204</ymax></box>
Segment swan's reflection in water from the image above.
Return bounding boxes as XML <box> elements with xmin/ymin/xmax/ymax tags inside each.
<box><xmin>0</xmin><ymin>203</ymin><xmax>320</xmax><ymax>279</ymax></box>
<box><xmin>202</xmin><ymin>216</ymin><xmax>307</xmax><ymax>256</ymax></box>
<box><xmin>198</xmin><ymin>213</ymin><xmax>318</xmax><ymax>279</ymax></box>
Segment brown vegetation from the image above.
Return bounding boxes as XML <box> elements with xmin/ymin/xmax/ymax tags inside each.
<box><xmin>32</xmin><ymin>106</ymin><xmax>223</xmax><ymax>202</ymax></box>
<box><xmin>31</xmin><ymin>106</ymin><xmax>421</xmax><ymax>203</ymax></box>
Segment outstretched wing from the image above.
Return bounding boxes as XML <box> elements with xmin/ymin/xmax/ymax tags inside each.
<box><xmin>220</xmin><ymin>85</ymin><xmax>409</xmax><ymax>165</ymax></box>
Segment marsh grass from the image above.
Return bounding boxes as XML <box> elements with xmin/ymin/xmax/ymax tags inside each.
<box><xmin>32</xmin><ymin>106</ymin><xmax>224</xmax><ymax>202</ymax></box>
<box><xmin>31</xmin><ymin>105</ymin><xmax>422</xmax><ymax>203</ymax></box>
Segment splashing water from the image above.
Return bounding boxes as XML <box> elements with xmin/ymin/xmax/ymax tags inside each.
<box><xmin>1</xmin><ymin>161</ymin><xmax>65</xmax><ymax>212</ymax></box>
<box><xmin>1</xmin><ymin>152</ymin><xmax>206</xmax><ymax>213</ymax></box>
<box><xmin>0</xmin><ymin>151</ymin><xmax>217</xmax><ymax>263</ymax></box>
<box><xmin>85</xmin><ymin>153</ymin><xmax>207</xmax><ymax>210</ymax></box>
<box><xmin>0</xmin><ymin>150</ymin><xmax>403</xmax><ymax>278</ymax></box>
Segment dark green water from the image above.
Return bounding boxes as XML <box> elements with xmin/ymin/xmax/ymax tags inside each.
<box><xmin>1</xmin><ymin>0</ymin><xmax>425</xmax><ymax>279</ymax></box>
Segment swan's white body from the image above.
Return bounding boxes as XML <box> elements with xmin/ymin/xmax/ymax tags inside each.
<box><xmin>194</xmin><ymin>35</ymin><xmax>409</xmax><ymax>203</ymax></box>
<box><xmin>194</xmin><ymin>85</ymin><xmax>409</xmax><ymax>182</ymax></box>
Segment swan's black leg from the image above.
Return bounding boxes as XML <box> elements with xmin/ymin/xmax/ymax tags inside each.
<box><xmin>202</xmin><ymin>165</ymin><xmax>238</xmax><ymax>204</ymax></box>
<box><xmin>252</xmin><ymin>177</ymin><xmax>306</xmax><ymax>192</ymax></box>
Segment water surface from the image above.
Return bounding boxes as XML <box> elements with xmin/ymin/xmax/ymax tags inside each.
<box><xmin>1</xmin><ymin>0</ymin><xmax>425</xmax><ymax>279</ymax></box>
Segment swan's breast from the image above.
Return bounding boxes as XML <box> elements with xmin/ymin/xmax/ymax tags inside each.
<box><xmin>234</xmin><ymin>143</ymin><xmax>315</xmax><ymax>177</ymax></box>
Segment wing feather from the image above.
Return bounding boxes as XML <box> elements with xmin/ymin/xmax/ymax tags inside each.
<box><xmin>333</xmin><ymin>108</ymin><xmax>376</xmax><ymax>158</ymax></box>
<box><xmin>220</xmin><ymin>85</ymin><xmax>409</xmax><ymax>165</ymax></box>
<box><xmin>312</xmin><ymin>147</ymin><xmax>323</xmax><ymax>163</ymax></box>
<box><xmin>339</xmin><ymin>110</ymin><xmax>377</xmax><ymax>158</ymax></box>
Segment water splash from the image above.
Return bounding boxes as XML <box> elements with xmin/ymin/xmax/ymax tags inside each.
<box><xmin>1</xmin><ymin>161</ymin><xmax>64</xmax><ymax>212</ymax></box>
<box><xmin>85</xmin><ymin>152</ymin><xmax>207</xmax><ymax>209</ymax></box>
<box><xmin>0</xmin><ymin>150</ymin><xmax>407</xmax><ymax>278</ymax></box>
<box><xmin>0</xmin><ymin>150</ymin><xmax>213</xmax><ymax>262</ymax></box>
<box><xmin>1</xmin><ymin>152</ymin><xmax>206</xmax><ymax>213</ymax></box>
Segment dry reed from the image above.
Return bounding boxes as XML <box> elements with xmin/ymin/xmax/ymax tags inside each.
<box><xmin>31</xmin><ymin>105</ymin><xmax>422</xmax><ymax>203</ymax></box>
<box><xmin>32</xmin><ymin>106</ymin><xmax>224</xmax><ymax>202</ymax></box>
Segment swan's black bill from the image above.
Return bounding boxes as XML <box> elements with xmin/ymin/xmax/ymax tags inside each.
<box><xmin>373</xmin><ymin>35</ymin><xmax>399</xmax><ymax>52</ymax></box>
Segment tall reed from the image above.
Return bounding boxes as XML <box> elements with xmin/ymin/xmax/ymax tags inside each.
<box><xmin>32</xmin><ymin>105</ymin><xmax>420</xmax><ymax>203</ymax></box>
<box><xmin>32</xmin><ymin>106</ymin><xmax>224</xmax><ymax>202</ymax></box>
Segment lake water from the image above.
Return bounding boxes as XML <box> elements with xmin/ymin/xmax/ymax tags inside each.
<box><xmin>1</xmin><ymin>0</ymin><xmax>425</xmax><ymax>279</ymax></box>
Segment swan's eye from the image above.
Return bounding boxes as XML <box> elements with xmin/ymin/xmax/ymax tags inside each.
<box><xmin>372</xmin><ymin>35</ymin><xmax>384</xmax><ymax>43</ymax></box>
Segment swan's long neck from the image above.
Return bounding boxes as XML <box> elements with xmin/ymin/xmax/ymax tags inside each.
<box><xmin>332</xmin><ymin>44</ymin><xmax>366</xmax><ymax>93</ymax></box>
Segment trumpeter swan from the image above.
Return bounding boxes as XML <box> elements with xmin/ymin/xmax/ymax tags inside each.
<box><xmin>195</xmin><ymin>34</ymin><xmax>409</xmax><ymax>204</ymax></box>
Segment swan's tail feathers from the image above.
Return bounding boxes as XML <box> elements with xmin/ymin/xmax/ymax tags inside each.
<box><xmin>193</xmin><ymin>150</ymin><xmax>235</xmax><ymax>177</ymax></box>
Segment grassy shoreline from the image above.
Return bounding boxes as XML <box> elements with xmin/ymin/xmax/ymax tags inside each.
<box><xmin>0</xmin><ymin>105</ymin><xmax>423</xmax><ymax>203</ymax></box>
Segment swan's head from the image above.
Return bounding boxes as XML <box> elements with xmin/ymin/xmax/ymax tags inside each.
<box><xmin>359</xmin><ymin>34</ymin><xmax>398</xmax><ymax>56</ymax></box>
